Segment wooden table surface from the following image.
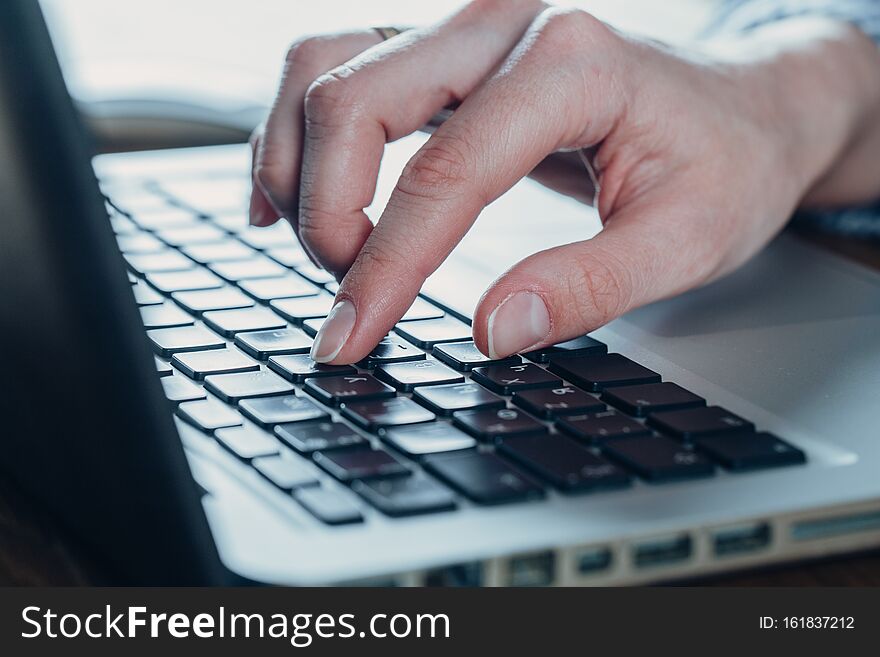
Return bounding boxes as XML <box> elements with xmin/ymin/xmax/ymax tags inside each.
<box><xmin>2</xmin><ymin>224</ymin><xmax>878</xmax><ymax>586</ymax></box>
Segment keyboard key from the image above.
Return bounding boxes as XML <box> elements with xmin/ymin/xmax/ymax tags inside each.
<box><xmin>648</xmin><ymin>406</ymin><xmax>754</xmax><ymax>440</ymax></box>
<box><xmin>341</xmin><ymin>397</ymin><xmax>436</xmax><ymax>431</ymax></box>
<box><xmin>116</xmin><ymin>232</ymin><xmax>164</xmax><ymax>254</ymax></box>
<box><xmin>215</xmin><ymin>425</ymin><xmax>279</xmax><ymax>459</ymax></box>
<box><xmin>237</xmin><ymin>222</ymin><xmax>298</xmax><ymax>250</ymax></box>
<box><xmin>382</xmin><ymin>422</ymin><xmax>476</xmax><ymax>457</ymax></box>
<box><xmin>276</xmin><ymin>420</ymin><xmax>366</xmax><ymax>454</ymax></box>
<box><xmin>602</xmin><ymin>382</ymin><xmax>705</xmax><ymax>417</ymax></box>
<box><xmin>412</xmin><ymin>382</ymin><xmax>505</xmax><ymax>416</ymax></box>
<box><xmin>204</xmin><ymin>370</ymin><xmax>294</xmax><ymax>403</ymax></box>
<box><xmin>358</xmin><ymin>336</ymin><xmax>425</xmax><ymax>368</ymax></box>
<box><xmin>139</xmin><ymin>302</ymin><xmax>194</xmax><ymax>329</ymax></box>
<box><xmin>423</xmin><ymin>451</ymin><xmax>543</xmax><ymax>505</ymax></box>
<box><xmin>268</xmin><ymin>354</ymin><xmax>356</xmax><ymax>382</ymax></box>
<box><xmin>252</xmin><ymin>453</ymin><xmax>319</xmax><ymax>490</ymax></box>
<box><xmin>548</xmin><ymin>353</ymin><xmax>661</xmax><ymax>391</ymax></box>
<box><xmin>498</xmin><ymin>433</ymin><xmax>631</xmax><ymax>493</ymax></box>
<box><xmin>432</xmin><ymin>341</ymin><xmax>521</xmax><ymax>371</ymax></box>
<box><xmin>303</xmin><ymin>373</ymin><xmax>395</xmax><ymax>406</ymax></box>
<box><xmin>453</xmin><ymin>407</ymin><xmax>547</xmax><ymax>441</ymax></box>
<box><xmin>177</xmin><ymin>398</ymin><xmax>242</xmax><ymax>432</ymax></box>
<box><xmin>525</xmin><ymin>335</ymin><xmax>607</xmax><ymax>363</ymax></box>
<box><xmin>130</xmin><ymin>207</ymin><xmax>199</xmax><ymax>230</ymax></box>
<box><xmin>147</xmin><ymin>325</ymin><xmax>225</xmax><ymax>357</ymax></box>
<box><xmin>300</xmin><ymin>318</ymin><xmax>324</xmax><ymax>337</ymax></box>
<box><xmin>238</xmin><ymin>275</ymin><xmax>320</xmax><ymax>302</ymax></box>
<box><xmin>400</xmin><ymin>297</ymin><xmax>445</xmax><ymax>322</ymax></box>
<box><xmin>239</xmin><ymin>394</ymin><xmax>328</xmax><ymax>427</ymax></box>
<box><xmin>181</xmin><ymin>241</ymin><xmax>256</xmax><ymax>264</ymax></box>
<box><xmin>313</xmin><ymin>447</ymin><xmax>410</xmax><ymax>482</ymax></box>
<box><xmin>271</xmin><ymin>293</ymin><xmax>336</xmax><ymax>323</ymax></box>
<box><xmin>161</xmin><ymin>375</ymin><xmax>206</xmax><ymax>403</ymax></box>
<box><xmin>234</xmin><ymin>328</ymin><xmax>312</xmax><ymax>359</ymax></box>
<box><xmin>352</xmin><ymin>475</ymin><xmax>456</xmax><ymax>517</ymax></box>
<box><xmin>512</xmin><ymin>386</ymin><xmax>605</xmax><ymax>419</ymax></box>
<box><xmin>172</xmin><ymin>287</ymin><xmax>254</xmax><ymax>314</ymax></box>
<box><xmin>128</xmin><ymin>271</ymin><xmax>138</xmax><ymax>284</ymax></box>
<box><xmin>375</xmin><ymin>359</ymin><xmax>464</xmax><ymax>392</ymax></box>
<box><xmin>209</xmin><ymin>257</ymin><xmax>287</xmax><ymax>282</ymax></box>
<box><xmin>470</xmin><ymin>362</ymin><xmax>562</xmax><ymax>395</ymax></box>
<box><xmin>146</xmin><ymin>269</ymin><xmax>223</xmax><ymax>293</ymax></box>
<box><xmin>294</xmin><ymin>486</ymin><xmax>362</xmax><ymax>525</ymax></box>
<box><xmin>695</xmin><ymin>432</ymin><xmax>806</xmax><ymax>471</ymax></box>
<box><xmin>265</xmin><ymin>246</ymin><xmax>309</xmax><ymax>268</ymax></box>
<box><xmin>172</xmin><ymin>348</ymin><xmax>258</xmax><ymax>380</ymax></box>
<box><xmin>133</xmin><ymin>284</ymin><xmax>164</xmax><ymax>306</ymax></box>
<box><xmin>602</xmin><ymin>435</ymin><xmax>714</xmax><ymax>482</ymax></box>
<box><xmin>125</xmin><ymin>251</ymin><xmax>194</xmax><ymax>274</ymax></box>
<box><xmin>394</xmin><ymin>316</ymin><xmax>471</xmax><ymax>349</ymax></box>
<box><xmin>155</xmin><ymin>224</ymin><xmax>227</xmax><ymax>247</ymax></box>
<box><xmin>202</xmin><ymin>306</ymin><xmax>286</xmax><ymax>338</ymax></box>
<box><xmin>556</xmin><ymin>410</ymin><xmax>650</xmax><ymax>444</ymax></box>
<box><xmin>295</xmin><ymin>263</ymin><xmax>335</xmax><ymax>285</ymax></box>
<box><xmin>154</xmin><ymin>356</ymin><xmax>173</xmax><ymax>376</ymax></box>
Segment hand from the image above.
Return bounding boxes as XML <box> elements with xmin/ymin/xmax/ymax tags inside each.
<box><xmin>250</xmin><ymin>0</ymin><xmax>880</xmax><ymax>363</ymax></box>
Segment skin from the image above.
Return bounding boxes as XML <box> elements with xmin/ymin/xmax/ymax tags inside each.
<box><xmin>249</xmin><ymin>0</ymin><xmax>880</xmax><ymax>363</ymax></box>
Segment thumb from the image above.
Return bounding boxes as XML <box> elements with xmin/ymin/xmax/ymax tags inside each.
<box><xmin>472</xmin><ymin>199</ymin><xmax>721</xmax><ymax>358</ymax></box>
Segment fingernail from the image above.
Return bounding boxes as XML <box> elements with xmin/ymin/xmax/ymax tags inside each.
<box><xmin>487</xmin><ymin>291</ymin><xmax>551</xmax><ymax>359</ymax></box>
<box><xmin>310</xmin><ymin>300</ymin><xmax>356</xmax><ymax>363</ymax></box>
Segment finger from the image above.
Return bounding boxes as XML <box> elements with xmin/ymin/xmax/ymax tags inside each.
<box><xmin>472</xmin><ymin>195</ymin><xmax>725</xmax><ymax>358</ymax></box>
<box><xmin>310</xmin><ymin>8</ymin><xmax>625</xmax><ymax>364</ymax></box>
<box><xmin>248</xmin><ymin>129</ymin><xmax>277</xmax><ymax>226</ymax></box>
<box><xmin>297</xmin><ymin>0</ymin><xmax>545</xmax><ymax>277</ymax></box>
<box><xmin>251</xmin><ymin>30</ymin><xmax>382</xmax><ymax>226</ymax></box>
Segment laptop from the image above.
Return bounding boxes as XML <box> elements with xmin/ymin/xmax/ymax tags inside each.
<box><xmin>2</xmin><ymin>0</ymin><xmax>879</xmax><ymax>586</ymax></box>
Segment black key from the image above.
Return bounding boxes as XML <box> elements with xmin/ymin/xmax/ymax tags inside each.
<box><xmin>352</xmin><ymin>475</ymin><xmax>456</xmax><ymax>517</ymax></box>
<box><xmin>140</xmin><ymin>302</ymin><xmax>194</xmax><ymax>329</ymax></box>
<box><xmin>215</xmin><ymin>425</ymin><xmax>279</xmax><ymax>459</ymax></box>
<box><xmin>525</xmin><ymin>335</ymin><xmax>607</xmax><ymax>363</ymax></box>
<box><xmin>235</xmin><ymin>328</ymin><xmax>312</xmax><ymax>359</ymax></box>
<box><xmin>268</xmin><ymin>354</ymin><xmax>356</xmax><ymax>383</ymax></box>
<box><xmin>133</xmin><ymin>284</ymin><xmax>164</xmax><ymax>306</ymax></box>
<box><xmin>294</xmin><ymin>486</ymin><xmax>363</xmax><ymax>525</ymax></box>
<box><xmin>209</xmin><ymin>257</ymin><xmax>287</xmax><ymax>282</ymax></box>
<box><xmin>375</xmin><ymin>359</ymin><xmax>464</xmax><ymax>392</ymax></box>
<box><xmin>176</xmin><ymin>398</ymin><xmax>242</xmax><ymax>432</ymax></box>
<box><xmin>341</xmin><ymin>397</ymin><xmax>436</xmax><ymax>431</ymax></box>
<box><xmin>239</xmin><ymin>394</ymin><xmax>329</xmax><ymax>427</ymax></box>
<box><xmin>156</xmin><ymin>224</ymin><xmax>226</xmax><ymax>246</ymax></box>
<box><xmin>202</xmin><ymin>307</ymin><xmax>285</xmax><ymax>338</ymax></box>
<box><xmin>382</xmin><ymin>422</ymin><xmax>477</xmax><ymax>457</ymax></box>
<box><xmin>125</xmin><ymin>251</ymin><xmax>194</xmax><ymax>274</ymax></box>
<box><xmin>695</xmin><ymin>432</ymin><xmax>806</xmax><ymax>471</ymax></box>
<box><xmin>271</xmin><ymin>293</ymin><xmax>336</xmax><ymax>323</ymax></box>
<box><xmin>276</xmin><ymin>420</ymin><xmax>366</xmax><ymax>454</ymax></box>
<box><xmin>313</xmin><ymin>447</ymin><xmax>410</xmax><ymax>482</ymax></box>
<box><xmin>453</xmin><ymin>407</ymin><xmax>547</xmax><ymax>441</ymax></box>
<box><xmin>252</xmin><ymin>453</ymin><xmax>320</xmax><ymax>490</ymax></box>
<box><xmin>172</xmin><ymin>348</ymin><xmax>259</xmax><ymax>380</ymax></box>
<box><xmin>412</xmin><ymin>382</ymin><xmax>505</xmax><ymax>416</ymax></box>
<box><xmin>147</xmin><ymin>325</ymin><xmax>224</xmax><ymax>357</ymax></box>
<box><xmin>512</xmin><ymin>386</ymin><xmax>605</xmax><ymax>419</ymax></box>
<box><xmin>204</xmin><ymin>370</ymin><xmax>295</xmax><ymax>403</ymax></box>
<box><xmin>648</xmin><ymin>406</ymin><xmax>754</xmax><ymax>440</ymax></box>
<box><xmin>602</xmin><ymin>435</ymin><xmax>714</xmax><ymax>482</ymax></box>
<box><xmin>172</xmin><ymin>287</ymin><xmax>254</xmax><ymax>314</ymax></box>
<box><xmin>602</xmin><ymin>382</ymin><xmax>705</xmax><ymax>417</ymax></box>
<box><xmin>548</xmin><ymin>353</ymin><xmax>661</xmax><ymax>391</ymax></box>
<box><xmin>498</xmin><ymin>433</ymin><xmax>631</xmax><ymax>493</ymax></box>
<box><xmin>238</xmin><ymin>275</ymin><xmax>320</xmax><ymax>302</ymax></box>
<box><xmin>470</xmin><ymin>362</ymin><xmax>562</xmax><ymax>395</ymax></box>
<box><xmin>423</xmin><ymin>451</ymin><xmax>543</xmax><ymax>505</ymax></box>
<box><xmin>556</xmin><ymin>410</ymin><xmax>650</xmax><ymax>444</ymax></box>
<box><xmin>303</xmin><ymin>373</ymin><xmax>395</xmax><ymax>406</ymax></box>
<box><xmin>432</xmin><ymin>341</ymin><xmax>521</xmax><ymax>371</ymax></box>
<box><xmin>146</xmin><ymin>269</ymin><xmax>224</xmax><ymax>294</ymax></box>
<box><xmin>358</xmin><ymin>336</ymin><xmax>425</xmax><ymax>368</ymax></box>
<box><xmin>161</xmin><ymin>375</ymin><xmax>206</xmax><ymax>403</ymax></box>
<box><xmin>400</xmin><ymin>297</ymin><xmax>445</xmax><ymax>322</ymax></box>
<box><xmin>181</xmin><ymin>241</ymin><xmax>255</xmax><ymax>264</ymax></box>
<box><xmin>394</xmin><ymin>316</ymin><xmax>471</xmax><ymax>349</ymax></box>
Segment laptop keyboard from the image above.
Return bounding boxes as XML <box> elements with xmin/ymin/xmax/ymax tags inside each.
<box><xmin>102</xmin><ymin>171</ymin><xmax>807</xmax><ymax>527</ymax></box>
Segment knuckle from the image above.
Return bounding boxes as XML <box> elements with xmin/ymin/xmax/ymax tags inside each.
<box><xmin>303</xmin><ymin>68</ymin><xmax>361</xmax><ymax>127</ymax></box>
<box><xmin>533</xmin><ymin>8</ymin><xmax>611</xmax><ymax>52</ymax></box>
<box><xmin>398</xmin><ymin>138</ymin><xmax>473</xmax><ymax>201</ymax></box>
<box><xmin>284</xmin><ymin>35</ymin><xmax>328</xmax><ymax>70</ymax></box>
